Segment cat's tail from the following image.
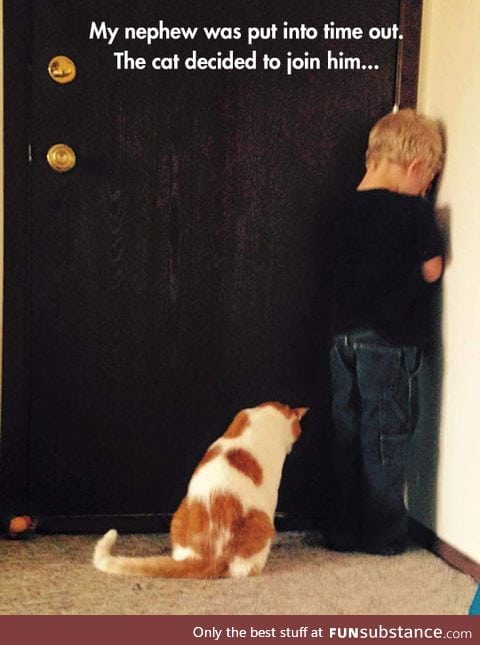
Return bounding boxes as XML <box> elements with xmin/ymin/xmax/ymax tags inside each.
<box><xmin>93</xmin><ymin>530</ymin><xmax>211</xmax><ymax>578</ymax></box>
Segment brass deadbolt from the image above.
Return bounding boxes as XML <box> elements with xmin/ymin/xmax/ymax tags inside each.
<box><xmin>48</xmin><ymin>56</ymin><xmax>77</xmax><ymax>84</ymax></box>
<box><xmin>47</xmin><ymin>144</ymin><xmax>77</xmax><ymax>173</ymax></box>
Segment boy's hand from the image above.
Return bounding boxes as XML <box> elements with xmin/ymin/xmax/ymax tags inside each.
<box><xmin>422</xmin><ymin>256</ymin><xmax>443</xmax><ymax>282</ymax></box>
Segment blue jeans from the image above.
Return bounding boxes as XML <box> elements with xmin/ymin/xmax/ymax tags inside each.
<box><xmin>328</xmin><ymin>329</ymin><xmax>422</xmax><ymax>552</ymax></box>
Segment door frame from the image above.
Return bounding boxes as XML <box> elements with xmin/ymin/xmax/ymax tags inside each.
<box><xmin>2</xmin><ymin>0</ymin><xmax>32</xmax><ymax>521</ymax></box>
<box><xmin>0</xmin><ymin>0</ymin><xmax>422</xmax><ymax>532</ymax></box>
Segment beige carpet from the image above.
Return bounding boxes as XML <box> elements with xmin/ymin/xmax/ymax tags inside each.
<box><xmin>0</xmin><ymin>532</ymin><xmax>475</xmax><ymax>615</ymax></box>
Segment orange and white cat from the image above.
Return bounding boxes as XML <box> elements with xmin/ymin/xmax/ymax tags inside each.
<box><xmin>93</xmin><ymin>402</ymin><xmax>307</xmax><ymax>578</ymax></box>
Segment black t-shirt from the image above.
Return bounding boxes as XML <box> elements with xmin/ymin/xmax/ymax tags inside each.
<box><xmin>331</xmin><ymin>189</ymin><xmax>444</xmax><ymax>346</ymax></box>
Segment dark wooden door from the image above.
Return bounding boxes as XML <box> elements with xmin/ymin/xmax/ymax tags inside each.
<box><xmin>1</xmin><ymin>0</ymin><xmax>420</xmax><ymax>531</ymax></box>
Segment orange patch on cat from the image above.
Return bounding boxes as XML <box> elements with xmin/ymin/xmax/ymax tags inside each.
<box><xmin>170</xmin><ymin>493</ymin><xmax>272</xmax><ymax>577</ymax></box>
<box><xmin>210</xmin><ymin>492</ymin><xmax>243</xmax><ymax>529</ymax></box>
<box><xmin>188</xmin><ymin>501</ymin><xmax>212</xmax><ymax>556</ymax></box>
<box><xmin>209</xmin><ymin>494</ymin><xmax>242</xmax><ymax>577</ymax></box>
<box><xmin>193</xmin><ymin>446</ymin><xmax>221</xmax><ymax>475</ymax></box>
<box><xmin>291</xmin><ymin>420</ymin><xmax>302</xmax><ymax>441</ymax></box>
<box><xmin>291</xmin><ymin>408</ymin><xmax>308</xmax><ymax>440</ymax></box>
<box><xmin>209</xmin><ymin>493</ymin><xmax>273</xmax><ymax>562</ymax></box>
<box><xmin>171</xmin><ymin>498</ymin><xmax>210</xmax><ymax>558</ymax></box>
<box><xmin>232</xmin><ymin>508</ymin><xmax>275</xmax><ymax>559</ymax></box>
<box><xmin>225</xmin><ymin>448</ymin><xmax>263</xmax><ymax>486</ymax></box>
<box><xmin>223</xmin><ymin>410</ymin><xmax>249</xmax><ymax>438</ymax></box>
<box><xmin>170</xmin><ymin>497</ymin><xmax>189</xmax><ymax>547</ymax></box>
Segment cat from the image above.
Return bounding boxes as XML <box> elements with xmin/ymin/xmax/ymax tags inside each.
<box><xmin>93</xmin><ymin>401</ymin><xmax>307</xmax><ymax>578</ymax></box>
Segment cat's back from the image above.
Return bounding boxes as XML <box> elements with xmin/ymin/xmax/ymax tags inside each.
<box><xmin>186</xmin><ymin>408</ymin><xmax>274</xmax><ymax>511</ymax></box>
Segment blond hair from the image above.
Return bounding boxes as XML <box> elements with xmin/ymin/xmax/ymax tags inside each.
<box><xmin>366</xmin><ymin>108</ymin><xmax>444</xmax><ymax>176</ymax></box>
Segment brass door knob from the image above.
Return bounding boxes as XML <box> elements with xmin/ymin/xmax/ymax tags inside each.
<box><xmin>47</xmin><ymin>144</ymin><xmax>76</xmax><ymax>173</ymax></box>
<box><xmin>48</xmin><ymin>56</ymin><xmax>77</xmax><ymax>84</ymax></box>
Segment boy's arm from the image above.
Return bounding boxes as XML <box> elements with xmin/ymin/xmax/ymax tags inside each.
<box><xmin>422</xmin><ymin>255</ymin><xmax>443</xmax><ymax>282</ymax></box>
<box><xmin>418</xmin><ymin>200</ymin><xmax>445</xmax><ymax>283</ymax></box>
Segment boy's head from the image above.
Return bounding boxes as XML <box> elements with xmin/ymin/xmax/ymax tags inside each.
<box><xmin>365</xmin><ymin>109</ymin><xmax>444</xmax><ymax>196</ymax></box>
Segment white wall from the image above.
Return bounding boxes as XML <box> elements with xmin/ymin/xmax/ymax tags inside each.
<box><xmin>412</xmin><ymin>0</ymin><xmax>480</xmax><ymax>563</ymax></box>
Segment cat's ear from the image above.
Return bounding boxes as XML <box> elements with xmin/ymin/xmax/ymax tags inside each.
<box><xmin>293</xmin><ymin>407</ymin><xmax>309</xmax><ymax>420</ymax></box>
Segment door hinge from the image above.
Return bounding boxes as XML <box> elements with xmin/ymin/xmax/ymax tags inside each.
<box><xmin>28</xmin><ymin>144</ymin><xmax>33</xmax><ymax>164</ymax></box>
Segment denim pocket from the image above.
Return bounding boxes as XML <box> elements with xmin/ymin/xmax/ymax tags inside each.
<box><xmin>356</xmin><ymin>345</ymin><xmax>402</xmax><ymax>402</ymax></box>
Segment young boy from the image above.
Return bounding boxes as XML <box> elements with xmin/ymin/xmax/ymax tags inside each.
<box><xmin>327</xmin><ymin>109</ymin><xmax>445</xmax><ymax>554</ymax></box>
